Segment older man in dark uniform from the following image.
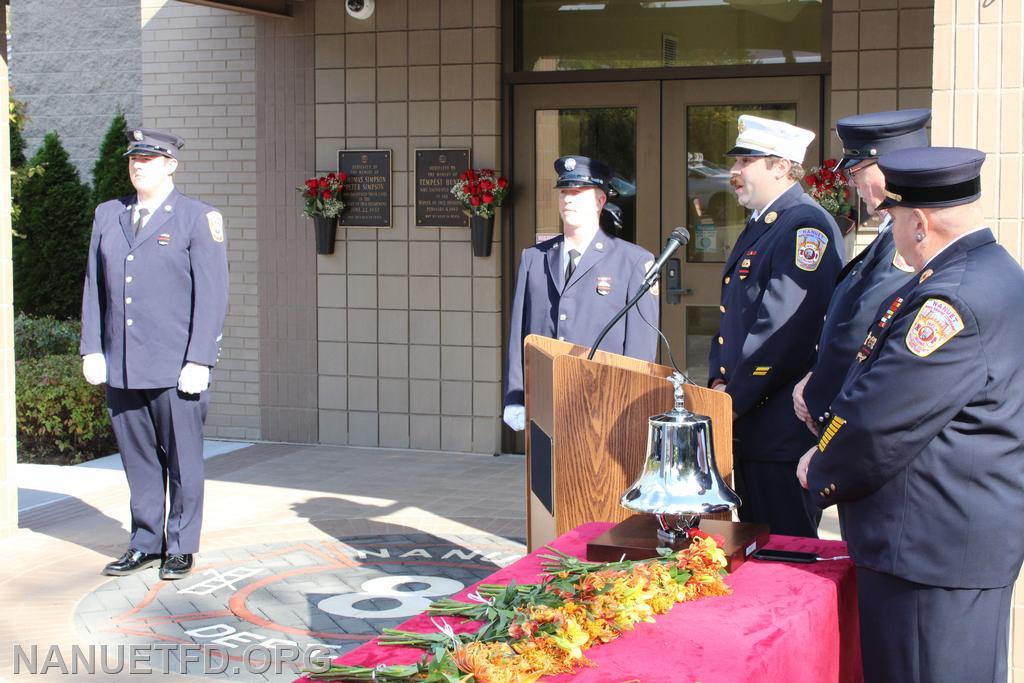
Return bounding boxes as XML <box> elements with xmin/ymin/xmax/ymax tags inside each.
<box><xmin>793</xmin><ymin>109</ymin><xmax>929</xmax><ymax>435</ymax></box>
<box><xmin>709</xmin><ymin>115</ymin><xmax>843</xmax><ymax>537</ymax></box>
<box><xmin>503</xmin><ymin>156</ymin><xmax>659</xmax><ymax>431</ymax></box>
<box><xmin>80</xmin><ymin>128</ymin><xmax>229</xmax><ymax>579</ymax></box>
<box><xmin>800</xmin><ymin>147</ymin><xmax>1024</xmax><ymax>683</ymax></box>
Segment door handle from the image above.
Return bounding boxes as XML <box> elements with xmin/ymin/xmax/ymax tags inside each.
<box><xmin>665</xmin><ymin>257</ymin><xmax>693</xmax><ymax>304</ymax></box>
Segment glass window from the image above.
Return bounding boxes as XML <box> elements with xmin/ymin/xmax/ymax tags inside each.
<box><xmin>685</xmin><ymin>103</ymin><xmax>796</xmax><ymax>263</ymax></box>
<box><xmin>535</xmin><ymin>107</ymin><xmax>638</xmax><ymax>243</ymax></box>
<box><xmin>517</xmin><ymin>0</ymin><xmax>823</xmax><ymax>72</ymax></box>
<box><xmin>685</xmin><ymin>305</ymin><xmax>719</xmax><ymax>386</ymax></box>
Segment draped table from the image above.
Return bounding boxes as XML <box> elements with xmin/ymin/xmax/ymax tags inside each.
<box><xmin>298</xmin><ymin>522</ymin><xmax>862</xmax><ymax>683</ymax></box>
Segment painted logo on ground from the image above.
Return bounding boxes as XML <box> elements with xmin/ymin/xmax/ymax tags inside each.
<box><xmin>74</xmin><ymin>533</ymin><xmax>524</xmax><ymax>681</ymax></box>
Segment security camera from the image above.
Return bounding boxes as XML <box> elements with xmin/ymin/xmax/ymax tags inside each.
<box><xmin>346</xmin><ymin>0</ymin><xmax>374</xmax><ymax>20</ymax></box>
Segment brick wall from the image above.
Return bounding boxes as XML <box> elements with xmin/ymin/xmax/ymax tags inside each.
<box><xmin>313</xmin><ymin>0</ymin><xmax>504</xmax><ymax>453</ymax></box>
<box><xmin>9</xmin><ymin>0</ymin><xmax>143</xmax><ymax>181</ymax></box>
<box><xmin>141</xmin><ymin>0</ymin><xmax>260</xmax><ymax>440</ymax></box>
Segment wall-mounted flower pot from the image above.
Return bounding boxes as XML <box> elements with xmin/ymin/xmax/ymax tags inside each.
<box><xmin>314</xmin><ymin>215</ymin><xmax>338</xmax><ymax>255</ymax></box>
<box><xmin>471</xmin><ymin>215</ymin><xmax>495</xmax><ymax>257</ymax></box>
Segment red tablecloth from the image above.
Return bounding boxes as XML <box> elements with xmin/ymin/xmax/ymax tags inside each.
<box><xmin>301</xmin><ymin>523</ymin><xmax>862</xmax><ymax>683</ymax></box>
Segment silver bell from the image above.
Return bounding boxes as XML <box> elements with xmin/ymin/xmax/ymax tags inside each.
<box><xmin>620</xmin><ymin>372</ymin><xmax>741</xmax><ymax>539</ymax></box>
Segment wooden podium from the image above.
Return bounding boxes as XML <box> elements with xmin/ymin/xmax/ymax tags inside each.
<box><xmin>523</xmin><ymin>335</ymin><xmax>734</xmax><ymax>550</ymax></box>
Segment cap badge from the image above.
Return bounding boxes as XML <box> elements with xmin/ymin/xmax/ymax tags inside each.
<box><xmin>884</xmin><ymin>189</ymin><xmax>903</xmax><ymax>202</ymax></box>
<box><xmin>564</xmin><ymin>158</ymin><xmax>577</xmax><ymax>171</ymax></box>
<box><xmin>596</xmin><ymin>276</ymin><xmax>612</xmax><ymax>296</ymax></box>
<box><xmin>133</xmin><ymin>130</ymin><xmax>144</xmax><ymax>141</ymax></box>
<box><xmin>737</xmin><ymin>120</ymin><xmax>746</xmax><ymax>133</ymax></box>
<box><xmin>906</xmin><ymin>298</ymin><xmax>964</xmax><ymax>357</ymax></box>
<box><xmin>764</xmin><ymin>211</ymin><xmax>778</xmax><ymax>224</ymax></box>
<box><xmin>919</xmin><ymin>268</ymin><xmax>934</xmax><ymax>283</ymax></box>
<box><xmin>795</xmin><ymin>227</ymin><xmax>829</xmax><ymax>272</ymax></box>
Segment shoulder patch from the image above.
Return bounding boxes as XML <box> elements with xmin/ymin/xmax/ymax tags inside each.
<box><xmin>795</xmin><ymin>227</ymin><xmax>829</xmax><ymax>271</ymax></box>
<box><xmin>207</xmin><ymin>211</ymin><xmax>224</xmax><ymax>243</ymax></box>
<box><xmin>643</xmin><ymin>260</ymin><xmax>659</xmax><ymax>296</ymax></box>
<box><xmin>892</xmin><ymin>250</ymin><xmax>915</xmax><ymax>273</ymax></box>
<box><xmin>905</xmin><ymin>298</ymin><xmax>964</xmax><ymax>357</ymax></box>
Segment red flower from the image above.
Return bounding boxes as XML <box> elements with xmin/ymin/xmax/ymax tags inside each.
<box><xmin>482</xmin><ymin>193</ymin><xmax>494</xmax><ymax>204</ymax></box>
<box><xmin>480</xmin><ymin>179</ymin><xmax>494</xmax><ymax>191</ymax></box>
<box><xmin>481</xmin><ymin>168</ymin><xmax>494</xmax><ymax>176</ymax></box>
<box><xmin>459</xmin><ymin>171</ymin><xmax>469</xmax><ymax>181</ymax></box>
<box><xmin>318</xmin><ymin>177</ymin><xmax>328</xmax><ymax>188</ymax></box>
<box><xmin>497</xmin><ymin>177</ymin><xmax>509</xmax><ymax>189</ymax></box>
<box><xmin>469</xmin><ymin>196</ymin><xmax>481</xmax><ymax>206</ymax></box>
<box><xmin>824</xmin><ymin>158</ymin><xmax>837</xmax><ymax>169</ymax></box>
<box><xmin>323</xmin><ymin>190</ymin><xmax>332</xmax><ymax>200</ymax></box>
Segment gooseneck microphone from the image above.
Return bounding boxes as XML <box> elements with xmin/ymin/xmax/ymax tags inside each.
<box><xmin>587</xmin><ymin>227</ymin><xmax>690</xmax><ymax>361</ymax></box>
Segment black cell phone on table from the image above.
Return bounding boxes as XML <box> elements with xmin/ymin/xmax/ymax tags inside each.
<box><xmin>751</xmin><ymin>548</ymin><xmax>818</xmax><ymax>563</ymax></box>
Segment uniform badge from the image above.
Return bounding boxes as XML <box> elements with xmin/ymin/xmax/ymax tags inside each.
<box><xmin>738</xmin><ymin>249</ymin><xmax>756</xmax><ymax>280</ymax></box>
<box><xmin>817</xmin><ymin>415</ymin><xmax>846</xmax><ymax>453</ymax></box>
<box><xmin>157</xmin><ymin>233</ymin><xmax>171</xmax><ymax>246</ymax></box>
<box><xmin>892</xmin><ymin>250</ymin><xmax>915</xmax><ymax>273</ymax></box>
<box><xmin>905</xmin><ymin>298</ymin><xmax>964</xmax><ymax>357</ymax></box>
<box><xmin>207</xmin><ymin>211</ymin><xmax>224</xmax><ymax>243</ymax></box>
<box><xmin>764</xmin><ymin>211</ymin><xmax>777</xmax><ymax>225</ymax></box>
<box><xmin>918</xmin><ymin>268</ymin><xmax>934</xmax><ymax>283</ymax></box>
<box><xmin>596</xmin><ymin>276</ymin><xmax>612</xmax><ymax>296</ymax></box>
<box><xmin>878</xmin><ymin>296</ymin><xmax>903</xmax><ymax>329</ymax></box>
<box><xmin>133</xmin><ymin>130</ymin><xmax>145</xmax><ymax>141</ymax></box>
<box><xmin>564</xmin><ymin>158</ymin><xmax>577</xmax><ymax>171</ymax></box>
<box><xmin>795</xmin><ymin>227</ymin><xmax>828</xmax><ymax>272</ymax></box>
<box><xmin>752</xmin><ymin>366</ymin><xmax>770</xmax><ymax>376</ymax></box>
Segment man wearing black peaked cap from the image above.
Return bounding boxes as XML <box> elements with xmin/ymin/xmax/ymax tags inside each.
<box><xmin>793</xmin><ymin>109</ymin><xmax>930</xmax><ymax>435</ymax></box>
<box><xmin>799</xmin><ymin>147</ymin><xmax>1024</xmax><ymax>683</ymax></box>
<box><xmin>503</xmin><ymin>155</ymin><xmax>659</xmax><ymax>431</ymax></box>
<box><xmin>81</xmin><ymin>128</ymin><xmax>229</xmax><ymax>580</ymax></box>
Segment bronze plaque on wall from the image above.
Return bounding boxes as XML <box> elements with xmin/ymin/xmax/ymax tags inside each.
<box><xmin>338</xmin><ymin>149</ymin><xmax>392</xmax><ymax>228</ymax></box>
<box><xmin>415</xmin><ymin>148</ymin><xmax>469</xmax><ymax>228</ymax></box>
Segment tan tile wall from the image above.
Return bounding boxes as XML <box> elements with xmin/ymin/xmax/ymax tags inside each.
<box><xmin>254</xmin><ymin>2</ymin><xmax>319</xmax><ymax>442</ymax></box>
<box><xmin>829</xmin><ymin>0</ymin><xmax>935</xmax><ymax>162</ymax></box>
<box><xmin>314</xmin><ymin>0</ymin><xmax>503</xmax><ymax>453</ymax></box>
<box><xmin>141</xmin><ymin>0</ymin><xmax>261</xmax><ymax>439</ymax></box>
<box><xmin>0</xmin><ymin>39</ymin><xmax>17</xmax><ymax>540</ymax></box>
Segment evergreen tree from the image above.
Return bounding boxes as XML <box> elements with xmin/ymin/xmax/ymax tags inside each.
<box><xmin>9</xmin><ymin>96</ymin><xmax>28</xmax><ymax>168</ymax></box>
<box><xmin>92</xmin><ymin>112</ymin><xmax>135</xmax><ymax>205</ymax></box>
<box><xmin>13</xmin><ymin>132</ymin><xmax>94</xmax><ymax>319</ymax></box>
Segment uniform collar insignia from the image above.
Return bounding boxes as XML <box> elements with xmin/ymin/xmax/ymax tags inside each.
<box><xmin>764</xmin><ymin>211</ymin><xmax>778</xmax><ymax>224</ymax></box>
<box><xmin>919</xmin><ymin>268</ymin><xmax>934</xmax><ymax>283</ymax></box>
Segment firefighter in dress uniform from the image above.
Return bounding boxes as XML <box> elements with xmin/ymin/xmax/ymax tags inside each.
<box><xmin>799</xmin><ymin>147</ymin><xmax>1024</xmax><ymax>683</ymax></box>
<box><xmin>503</xmin><ymin>156</ymin><xmax>659</xmax><ymax>431</ymax></box>
<box><xmin>793</xmin><ymin>109</ymin><xmax>930</xmax><ymax>435</ymax></box>
<box><xmin>709</xmin><ymin>115</ymin><xmax>844</xmax><ymax>537</ymax></box>
<box><xmin>81</xmin><ymin>128</ymin><xmax>229</xmax><ymax>579</ymax></box>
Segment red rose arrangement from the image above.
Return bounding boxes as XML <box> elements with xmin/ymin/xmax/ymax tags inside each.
<box><xmin>450</xmin><ymin>168</ymin><xmax>510</xmax><ymax>219</ymax></box>
<box><xmin>804</xmin><ymin>160</ymin><xmax>853</xmax><ymax>218</ymax></box>
<box><xmin>299</xmin><ymin>172</ymin><xmax>347</xmax><ymax>220</ymax></box>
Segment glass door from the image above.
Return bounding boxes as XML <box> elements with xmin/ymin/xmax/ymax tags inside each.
<box><xmin>660</xmin><ymin>77</ymin><xmax>821</xmax><ymax>385</ymax></box>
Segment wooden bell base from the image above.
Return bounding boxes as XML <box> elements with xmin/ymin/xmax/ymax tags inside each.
<box><xmin>586</xmin><ymin>514</ymin><xmax>770</xmax><ymax>572</ymax></box>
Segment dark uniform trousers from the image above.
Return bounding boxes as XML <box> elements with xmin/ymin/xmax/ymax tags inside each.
<box><xmin>504</xmin><ymin>228</ymin><xmax>659</xmax><ymax>408</ymax></box>
<box><xmin>81</xmin><ymin>189</ymin><xmax>228</xmax><ymax>556</ymax></box>
<box><xmin>107</xmin><ymin>387</ymin><xmax>209</xmax><ymax>554</ymax></box>
<box><xmin>709</xmin><ymin>184</ymin><xmax>843</xmax><ymax>537</ymax></box>
<box><xmin>808</xmin><ymin>229</ymin><xmax>1024</xmax><ymax>682</ymax></box>
<box><xmin>803</xmin><ymin>217</ymin><xmax>914</xmax><ymax>427</ymax></box>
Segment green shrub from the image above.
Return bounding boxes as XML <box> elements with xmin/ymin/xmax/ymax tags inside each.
<box><xmin>16</xmin><ymin>354</ymin><xmax>116</xmax><ymax>464</ymax></box>
<box><xmin>92</xmin><ymin>112</ymin><xmax>135</xmax><ymax>205</ymax></box>
<box><xmin>14</xmin><ymin>314</ymin><xmax>81</xmax><ymax>360</ymax></box>
<box><xmin>12</xmin><ymin>132</ymin><xmax>93</xmax><ymax>319</ymax></box>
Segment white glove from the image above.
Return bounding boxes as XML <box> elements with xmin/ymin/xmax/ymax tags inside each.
<box><xmin>82</xmin><ymin>353</ymin><xmax>107</xmax><ymax>385</ymax></box>
<box><xmin>177</xmin><ymin>362</ymin><xmax>211</xmax><ymax>395</ymax></box>
<box><xmin>503</xmin><ymin>404</ymin><xmax>526</xmax><ymax>431</ymax></box>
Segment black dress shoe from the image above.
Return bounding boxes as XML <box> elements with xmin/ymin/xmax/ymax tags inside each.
<box><xmin>103</xmin><ymin>549</ymin><xmax>162</xmax><ymax>576</ymax></box>
<box><xmin>159</xmin><ymin>553</ymin><xmax>194</xmax><ymax>580</ymax></box>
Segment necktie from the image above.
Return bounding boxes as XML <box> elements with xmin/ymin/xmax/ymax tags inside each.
<box><xmin>565</xmin><ymin>249</ymin><xmax>580</xmax><ymax>285</ymax></box>
<box><xmin>133</xmin><ymin>208</ymin><xmax>149</xmax><ymax>237</ymax></box>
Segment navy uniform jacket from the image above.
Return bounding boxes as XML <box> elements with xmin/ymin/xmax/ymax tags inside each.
<box><xmin>803</xmin><ymin>218</ymin><xmax>914</xmax><ymax>426</ymax></box>
<box><xmin>80</xmin><ymin>189</ymin><xmax>229</xmax><ymax>389</ymax></box>
<box><xmin>808</xmin><ymin>229</ymin><xmax>1024</xmax><ymax>589</ymax></box>
<box><xmin>504</xmin><ymin>229</ymin><xmax>659</xmax><ymax>407</ymax></box>
<box><xmin>709</xmin><ymin>183</ymin><xmax>843</xmax><ymax>461</ymax></box>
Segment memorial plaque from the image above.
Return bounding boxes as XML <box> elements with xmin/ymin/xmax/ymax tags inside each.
<box><xmin>415</xmin><ymin>148</ymin><xmax>470</xmax><ymax>228</ymax></box>
<box><xmin>338</xmin><ymin>149</ymin><xmax>391</xmax><ymax>228</ymax></box>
